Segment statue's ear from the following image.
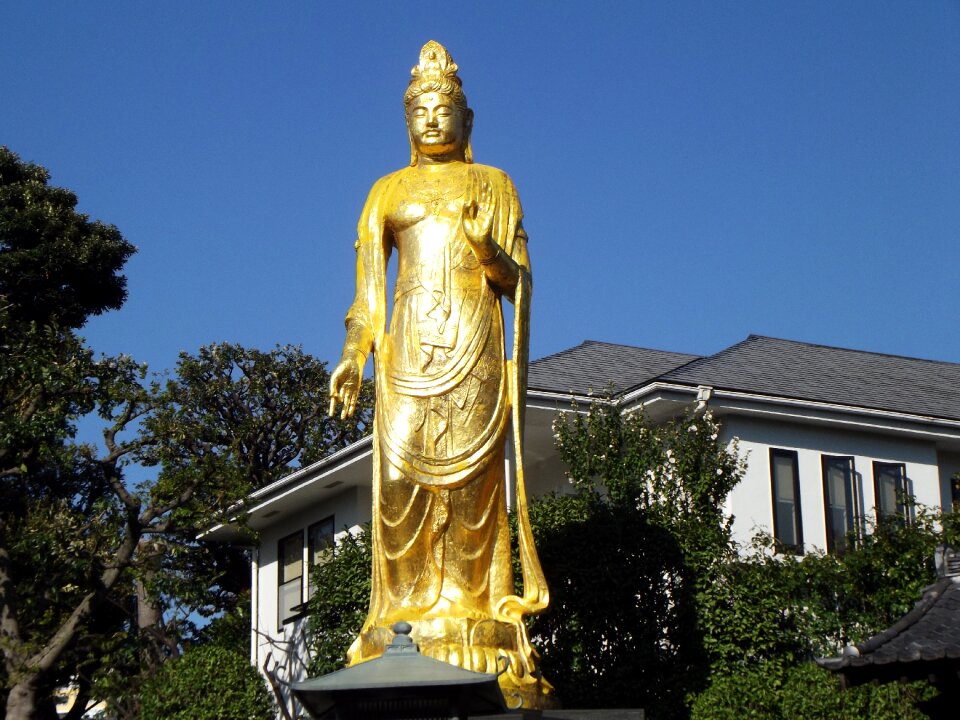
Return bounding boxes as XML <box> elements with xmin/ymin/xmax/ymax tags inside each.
<box><xmin>407</xmin><ymin>124</ymin><xmax>417</xmax><ymax>167</ymax></box>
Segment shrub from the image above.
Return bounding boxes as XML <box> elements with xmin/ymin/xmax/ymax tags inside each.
<box><xmin>139</xmin><ymin>644</ymin><xmax>274</xmax><ymax>720</ymax></box>
<box><xmin>305</xmin><ymin>528</ymin><xmax>373</xmax><ymax>676</ymax></box>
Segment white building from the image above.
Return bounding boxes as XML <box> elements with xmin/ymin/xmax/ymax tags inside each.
<box><xmin>206</xmin><ymin>334</ymin><xmax>960</xmax><ymax>715</ymax></box>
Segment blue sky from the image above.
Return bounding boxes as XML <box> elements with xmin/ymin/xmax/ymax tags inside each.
<box><xmin>3</xmin><ymin>1</ymin><xmax>959</xmax><ymax>375</ymax></box>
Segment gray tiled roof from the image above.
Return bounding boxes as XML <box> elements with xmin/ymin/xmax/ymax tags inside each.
<box><xmin>529</xmin><ymin>335</ymin><xmax>960</xmax><ymax>422</ymax></box>
<box><xmin>661</xmin><ymin>335</ymin><xmax>960</xmax><ymax>421</ymax></box>
<box><xmin>817</xmin><ymin>577</ymin><xmax>960</xmax><ymax>683</ymax></box>
<box><xmin>528</xmin><ymin>341</ymin><xmax>700</xmax><ymax>396</ymax></box>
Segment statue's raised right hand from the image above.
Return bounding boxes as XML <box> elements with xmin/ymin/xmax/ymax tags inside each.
<box><xmin>329</xmin><ymin>356</ymin><xmax>363</xmax><ymax>419</ymax></box>
<box><xmin>462</xmin><ymin>180</ymin><xmax>496</xmax><ymax>262</ymax></box>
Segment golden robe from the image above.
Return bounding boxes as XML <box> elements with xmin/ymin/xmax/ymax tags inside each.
<box><xmin>342</xmin><ymin>162</ymin><xmax>549</xmax><ymax>706</ymax></box>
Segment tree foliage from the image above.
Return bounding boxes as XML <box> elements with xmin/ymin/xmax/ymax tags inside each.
<box><xmin>690</xmin><ymin>661</ymin><xmax>934</xmax><ymax>720</ymax></box>
<box><xmin>1</xmin><ymin>147</ymin><xmax>144</xmax><ymax>719</ymax></box>
<box><xmin>305</xmin><ymin>528</ymin><xmax>373</xmax><ymax>677</ymax></box>
<box><xmin>1</xmin><ymin>146</ymin><xmax>135</xmax><ymax>330</ymax></box>
<box><xmin>689</xmin><ymin>510</ymin><xmax>957</xmax><ymax>718</ymax></box>
<box><xmin>0</xmin><ymin>147</ymin><xmax>374</xmax><ymax>718</ymax></box>
<box><xmin>139</xmin><ymin>644</ymin><xmax>274</xmax><ymax>720</ymax></box>
<box><xmin>527</xmin><ymin>403</ymin><xmax>744</xmax><ymax>716</ymax></box>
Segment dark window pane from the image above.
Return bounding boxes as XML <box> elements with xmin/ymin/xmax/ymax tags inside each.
<box><xmin>280</xmin><ymin>532</ymin><xmax>303</xmax><ymax>583</ymax></box>
<box><xmin>874</xmin><ymin>462</ymin><xmax>906</xmax><ymax>522</ymax></box>
<box><xmin>770</xmin><ymin>450</ymin><xmax>802</xmax><ymax>552</ymax></box>
<box><xmin>307</xmin><ymin>516</ymin><xmax>336</xmax><ymax>600</ymax></box>
<box><xmin>823</xmin><ymin>456</ymin><xmax>856</xmax><ymax>553</ymax></box>
<box><xmin>309</xmin><ymin>516</ymin><xmax>335</xmax><ymax>567</ymax></box>
<box><xmin>775</xmin><ymin>501</ymin><xmax>797</xmax><ymax>547</ymax></box>
<box><xmin>278</xmin><ymin>531</ymin><xmax>304</xmax><ymax>625</ymax></box>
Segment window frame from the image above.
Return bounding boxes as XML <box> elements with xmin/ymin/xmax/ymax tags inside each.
<box><xmin>821</xmin><ymin>455</ymin><xmax>858</xmax><ymax>554</ymax></box>
<box><xmin>769</xmin><ymin>448</ymin><xmax>804</xmax><ymax>554</ymax></box>
<box><xmin>872</xmin><ymin>461</ymin><xmax>909</xmax><ymax>526</ymax></box>
<box><xmin>277</xmin><ymin>530</ymin><xmax>304</xmax><ymax>628</ymax></box>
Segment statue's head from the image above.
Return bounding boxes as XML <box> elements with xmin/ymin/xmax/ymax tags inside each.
<box><xmin>404</xmin><ymin>41</ymin><xmax>473</xmax><ymax>165</ymax></box>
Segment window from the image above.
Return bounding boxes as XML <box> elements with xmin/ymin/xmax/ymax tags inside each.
<box><xmin>307</xmin><ymin>516</ymin><xmax>335</xmax><ymax>598</ymax></box>
<box><xmin>822</xmin><ymin>455</ymin><xmax>858</xmax><ymax>553</ymax></box>
<box><xmin>951</xmin><ymin>476</ymin><xmax>960</xmax><ymax>513</ymax></box>
<box><xmin>770</xmin><ymin>449</ymin><xmax>803</xmax><ymax>553</ymax></box>
<box><xmin>278</xmin><ymin>531</ymin><xmax>303</xmax><ymax>626</ymax></box>
<box><xmin>873</xmin><ymin>462</ymin><xmax>909</xmax><ymax>525</ymax></box>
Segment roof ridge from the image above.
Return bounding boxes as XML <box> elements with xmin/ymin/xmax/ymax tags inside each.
<box><xmin>659</xmin><ymin>335</ymin><xmax>757</xmax><ymax>376</ymax></box>
<box><xmin>747</xmin><ymin>334</ymin><xmax>960</xmax><ymax>368</ymax></box>
<box><xmin>531</xmin><ymin>339</ymin><xmax>701</xmax><ymax>365</ymax></box>
<box><xmin>529</xmin><ymin>341</ymin><xmax>595</xmax><ymax>365</ymax></box>
<box><xmin>581</xmin><ymin>339</ymin><xmax>700</xmax><ymax>356</ymax></box>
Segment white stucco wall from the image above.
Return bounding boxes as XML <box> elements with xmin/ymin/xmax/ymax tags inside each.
<box><xmin>252</xmin><ymin>484</ymin><xmax>369</xmax><ymax>716</ymax></box>
<box><xmin>721</xmin><ymin>416</ymin><xmax>943</xmax><ymax>552</ymax></box>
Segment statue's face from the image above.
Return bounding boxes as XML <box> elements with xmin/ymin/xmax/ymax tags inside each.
<box><xmin>407</xmin><ymin>92</ymin><xmax>468</xmax><ymax>159</ymax></box>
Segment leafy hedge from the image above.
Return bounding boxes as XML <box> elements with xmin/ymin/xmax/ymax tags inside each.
<box><xmin>139</xmin><ymin>644</ymin><xmax>274</xmax><ymax>720</ymax></box>
<box><xmin>690</xmin><ymin>662</ymin><xmax>933</xmax><ymax>720</ymax></box>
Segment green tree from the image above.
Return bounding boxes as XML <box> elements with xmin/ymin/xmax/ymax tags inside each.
<box><xmin>0</xmin><ymin>148</ymin><xmax>374</xmax><ymax>718</ymax></box>
<box><xmin>0</xmin><ymin>146</ymin><xmax>134</xmax><ymax>331</ymax></box>
<box><xmin>139</xmin><ymin>644</ymin><xmax>274</xmax><ymax>720</ymax></box>
<box><xmin>689</xmin><ymin>510</ymin><xmax>958</xmax><ymax>718</ymax></box>
<box><xmin>528</xmin><ymin>402</ymin><xmax>744</xmax><ymax>717</ymax></box>
<box><xmin>305</xmin><ymin>528</ymin><xmax>373</xmax><ymax>677</ymax></box>
<box><xmin>1</xmin><ymin>146</ymin><xmax>139</xmax><ymax>720</ymax></box>
<box><xmin>94</xmin><ymin>342</ymin><xmax>372</xmax><ymax>718</ymax></box>
<box><xmin>136</xmin><ymin>342</ymin><xmax>372</xmax><ymax>643</ymax></box>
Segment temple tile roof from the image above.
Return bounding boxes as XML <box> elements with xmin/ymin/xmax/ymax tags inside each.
<box><xmin>817</xmin><ymin>576</ymin><xmax>960</xmax><ymax>686</ymax></box>
<box><xmin>528</xmin><ymin>335</ymin><xmax>960</xmax><ymax>422</ymax></box>
<box><xmin>528</xmin><ymin>340</ymin><xmax>700</xmax><ymax>396</ymax></box>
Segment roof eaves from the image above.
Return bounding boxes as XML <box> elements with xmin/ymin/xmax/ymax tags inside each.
<box><xmin>248</xmin><ymin>434</ymin><xmax>373</xmax><ymax>503</ymax></box>
<box><xmin>617</xmin><ymin>383</ymin><xmax>960</xmax><ymax>438</ymax></box>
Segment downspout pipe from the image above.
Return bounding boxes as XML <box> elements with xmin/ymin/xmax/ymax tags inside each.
<box><xmin>695</xmin><ymin>385</ymin><xmax>713</xmax><ymax>415</ymax></box>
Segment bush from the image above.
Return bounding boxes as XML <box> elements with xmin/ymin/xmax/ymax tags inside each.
<box><xmin>305</xmin><ymin>528</ymin><xmax>373</xmax><ymax>676</ymax></box>
<box><xmin>527</xmin><ymin>407</ymin><xmax>744</xmax><ymax>717</ymax></box>
<box><xmin>690</xmin><ymin>661</ymin><xmax>934</xmax><ymax>719</ymax></box>
<box><xmin>139</xmin><ymin>645</ymin><xmax>274</xmax><ymax>720</ymax></box>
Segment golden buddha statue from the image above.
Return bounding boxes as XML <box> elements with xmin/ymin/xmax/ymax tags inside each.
<box><xmin>328</xmin><ymin>40</ymin><xmax>553</xmax><ymax>709</ymax></box>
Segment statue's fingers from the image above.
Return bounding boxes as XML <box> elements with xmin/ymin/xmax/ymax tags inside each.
<box><xmin>328</xmin><ymin>394</ymin><xmax>338</xmax><ymax>417</ymax></box>
<box><xmin>335</xmin><ymin>386</ymin><xmax>349</xmax><ymax>419</ymax></box>
<box><xmin>468</xmin><ymin>172</ymin><xmax>477</xmax><ymax>203</ymax></box>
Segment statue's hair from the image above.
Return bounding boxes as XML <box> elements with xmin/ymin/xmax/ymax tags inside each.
<box><xmin>404</xmin><ymin>76</ymin><xmax>468</xmax><ymax>111</ymax></box>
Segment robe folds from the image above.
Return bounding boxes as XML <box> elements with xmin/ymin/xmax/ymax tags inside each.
<box><xmin>341</xmin><ymin>162</ymin><xmax>551</xmax><ymax>707</ymax></box>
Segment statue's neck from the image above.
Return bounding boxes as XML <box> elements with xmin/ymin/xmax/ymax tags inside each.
<box><xmin>416</xmin><ymin>150</ymin><xmax>467</xmax><ymax>166</ymax></box>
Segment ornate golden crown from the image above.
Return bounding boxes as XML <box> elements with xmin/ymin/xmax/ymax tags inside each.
<box><xmin>404</xmin><ymin>40</ymin><xmax>467</xmax><ymax>109</ymax></box>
